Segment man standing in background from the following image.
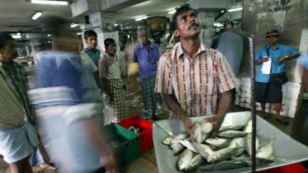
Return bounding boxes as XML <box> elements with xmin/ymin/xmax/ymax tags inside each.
<box><xmin>0</xmin><ymin>32</ymin><xmax>38</xmax><ymax>173</ymax></box>
<box><xmin>81</xmin><ymin>30</ymin><xmax>101</xmax><ymax>87</ymax></box>
<box><xmin>134</xmin><ymin>27</ymin><xmax>160</xmax><ymax>120</ymax></box>
<box><xmin>99</xmin><ymin>38</ymin><xmax>127</xmax><ymax>121</ymax></box>
<box><xmin>255</xmin><ymin>29</ymin><xmax>300</xmax><ymax>124</ymax></box>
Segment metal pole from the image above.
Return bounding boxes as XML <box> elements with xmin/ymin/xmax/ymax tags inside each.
<box><xmin>248</xmin><ymin>35</ymin><xmax>257</xmax><ymax>173</ymax></box>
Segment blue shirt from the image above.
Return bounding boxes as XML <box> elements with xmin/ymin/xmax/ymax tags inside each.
<box><xmin>255</xmin><ymin>44</ymin><xmax>299</xmax><ymax>83</ymax></box>
<box><xmin>134</xmin><ymin>42</ymin><xmax>159</xmax><ymax>79</ymax></box>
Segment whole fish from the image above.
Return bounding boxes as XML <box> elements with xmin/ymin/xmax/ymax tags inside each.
<box><xmin>191</xmin><ymin>122</ymin><xmax>213</xmax><ymax>143</ymax></box>
<box><xmin>205</xmin><ymin>138</ymin><xmax>230</xmax><ymax>150</ymax></box>
<box><xmin>177</xmin><ymin>149</ymin><xmax>204</xmax><ymax>171</ymax></box>
<box><xmin>229</xmin><ymin>137</ymin><xmax>245</xmax><ymax>148</ymax></box>
<box><xmin>218</xmin><ymin>130</ymin><xmax>247</xmax><ymax>139</ymax></box>
<box><xmin>256</xmin><ymin>141</ymin><xmax>275</xmax><ymax>162</ymax></box>
<box><xmin>177</xmin><ymin>149</ymin><xmax>193</xmax><ymax>171</ymax></box>
<box><xmin>170</xmin><ymin>139</ymin><xmax>185</xmax><ymax>155</ymax></box>
<box><xmin>199</xmin><ymin>159</ymin><xmax>249</xmax><ymax>171</ymax></box>
<box><xmin>208</xmin><ymin>147</ymin><xmax>235</xmax><ymax>163</ymax></box>
<box><xmin>174</xmin><ymin>132</ymin><xmax>189</xmax><ymax>140</ymax></box>
<box><xmin>245</xmin><ymin>134</ymin><xmax>259</xmax><ymax>157</ymax></box>
<box><xmin>244</xmin><ymin>120</ymin><xmax>252</xmax><ymax>133</ymax></box>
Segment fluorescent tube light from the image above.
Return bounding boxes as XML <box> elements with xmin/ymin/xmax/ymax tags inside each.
<box><xmin>168</xmin><ymin>10</ymin><xmax>176</xmax><ymax>14</ymax></box>
<box><xmin>70</xmin><ymin>23</ymin><xmax>79</xmax><ymax>28</ymax></box>
<box><xmin>228</xmin><ymin>7</ymin><xmax>243</xmax><ymax>12</ymax></box>
<box><xmin>32</xmin><ymin>12</ymin><xmax>42</xmax><ymax>20</ymax></box>
<box><xmin>135</xmin><ymin>16</ymin><xmax>148</xmax><ymax>21</ymax></box>
<box><xmin>31</xmin><ymin>0</ymin><xmax>68</xmax><ymax>6</ymax></box>
<box><xmin>12</xmin><ymin>34</ymin><xmax>21</xmax><ymax>39</ymax></box>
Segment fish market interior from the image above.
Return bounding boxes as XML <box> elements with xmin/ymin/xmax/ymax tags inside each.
<box><xmin>0</xmin><ymin>0</ymin><xmax>308</xmax><ymax>173</ymax></box>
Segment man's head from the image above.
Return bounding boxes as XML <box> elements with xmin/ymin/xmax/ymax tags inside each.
<box><xmin>153</xmin><ymin>32</ymin><xmax>162</xmax><ymax>44</ymax></box>
<box><xmin>170</xmin><ymin>4</ymin><xmax>200</xmax><ymax>40</ymax></box>
<box><xmin>266</xmin><ymin>29</ymin><xmax>279</xmax><ymax>46</ymax></box>
<box><xmin>0</xmin><ymin>32</ymin><xmax>17</xmax><ymax>63</ymax></box>
<box><xmin>84</xmin><ymin>30</ymin><xmax>97</xmax><ymax>49</ymax></box>
<box><xmin>104</xmin><ymin>38</ymin><xmax>116</xmax><ymax>56</ymax></box>
<box><xmin>224</xmin><ymin>19</ymin><xmax>234</xmax><ymax>29</ymax></box>
<box><xmin>138</xmin><ymin>26</ymin><xmax>150</xmax><ymax>45</ymax></box>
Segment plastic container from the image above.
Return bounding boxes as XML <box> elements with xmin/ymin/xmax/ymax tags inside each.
<box><xmin>103</xmin><ymin>123</ymin><xmax>141</xmax><ymax>167</ymax></box>
<box><xmin>118</xmin><ymin>116</ymin><xmax>154</xmax><ymax>152</ymax></box>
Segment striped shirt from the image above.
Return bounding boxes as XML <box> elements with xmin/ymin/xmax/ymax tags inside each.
<box><xmin>155</xmin><ymin>42</ymin><xmax>237</xmax><ymax>117</ymax></box>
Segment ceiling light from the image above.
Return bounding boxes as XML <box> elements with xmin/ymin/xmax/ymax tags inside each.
<box><xmin>32</xmin><ymin>12</ymin><xmax>42</xmax><ymax>20</ymax></box>
<box><xmin>31</xmin><ymin>0</ymin><xmax>68</xmax><ymax>6</ymax></box>
<box><xmin>11</xmin><ymin>34</ymin><xmax>21</xmax><ymax>39</ymax></box>
<box><xmin>213</xmin><ymin>22</ymin><xmax>223</xmax><ymax>27</ymax></box>
<box><xmin>114</xmin><ymin>23</ymin><xmax>119</xmax><ymax>26</ymax></box>
<box><xmin>228</xmin><ymin>7</ymin><xmax>243</xmax><ymax>12</ymax></box>
<box><xmin>76</xmin><ymin>32</ymin><xmax>82</xmax><ymax>36</ymax></box>
<box><xmin>70</xmin><ymin>23</ymin><xmax>79</xmax><ymax>28</ymax></box>
<box><xmin>135</xmin><ymin>16</ymin><xmax>148</xmax><ymax>21</ymax></box>
<box><xmin>168</xmin><ymin>10</ymin><xmax>176</xmax><ymax>14</ymax></box>
<box><xmin>47</xmin><ymin>34</ymin><xmax>51</xmax><ymax>37</ymax></box>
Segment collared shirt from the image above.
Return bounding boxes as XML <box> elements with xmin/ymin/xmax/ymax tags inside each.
<box><xmin>255</xmin><ymin>44</ymin><xmax>299</xmax><ymax>83</ymax></box>
<box><xmin>98</xmin><ymin>53</ymin><xmax>122</xmax><ymax>80</ymax></box>
<box><xmin>155</xmin><ymin>42</ymin><xmax>237</xmax><ymax>117</ymax></box>
<box><xmin>133</xmin><ymin>42</ymin><xmax>159</xmax><ymax>79</ymax></box>
<box><xmin>0</xmin><ymin>61</ymin><xmax>34</xmax><ymax>128</ymax></box>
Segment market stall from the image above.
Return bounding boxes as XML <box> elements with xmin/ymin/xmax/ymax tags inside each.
<box><xmin>153</xmin><ymin>111</ymin><xmax>308</xmax><ymax>173</ymax></box>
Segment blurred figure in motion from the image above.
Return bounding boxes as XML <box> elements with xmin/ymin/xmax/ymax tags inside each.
<box><xmin>30</xmin><ymin>51</ymin><xmax>118</xmax><ymax>173</ymax></box>
<box><xmin>99</xmin><ymin>38</ymin><xmax>127</xmax><ymax>121</ymax></box>
<box><xmin>0</xmin><ymin>32</ymin><xmax>38</xmax><ymax>173</ymax></box>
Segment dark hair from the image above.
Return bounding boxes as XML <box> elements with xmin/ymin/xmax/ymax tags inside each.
<box><xmin>83</xmin><ymin>30</ymin><xmax>97</xmax><ymax>40</ymax></box>
<box><xmin>170</xmin><ymin>4</ymin><xmax>197</xmax><ymax>31</ymax></box>
<box><xmin>104</xmin><ymin>38</ymin><xmax>115</xmax><ymax>48</ymax></box>
<box><xmin>266</xmin><ymin>29</ymin><xmax>279</xmax><ymax>37</ymax></box>
<box><xmin>0</xmin><ymin>32</ymin><xmax>14</xmax><ymax>49</ymax></box>
<box><xmin>223</xmin><ymin>19</ymin><xmax>234</xmax><ymax>28</ymax></box>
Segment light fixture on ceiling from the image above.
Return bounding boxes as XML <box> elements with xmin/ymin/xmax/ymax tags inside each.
<box><xmin>47</xmin><ymin>34</ymin><xmax>51</xmax><ymax>37</ymax></box>
<box><xmin>31</xmin><ymin>0</ymin><xmax>69</xmax><ymax>6</ymax></box>
<box><xmin>70</xmin><ymin>23</ymin><xmax>79</xmax><ymax>28</ymax></box>
<box><xmin>76</xmin><ymin>32</ymin><xmax>82</xmax><ymax>36</ymax></box>
<box><xmin>213</xmin><ymin>22</ymin><xmax>223</xmax><ymax>27</ymax></box>
<box><xmin>11</xmin><ymin>34</ymin><xmax>22</xmax><ymax>39</ymax></box>
<box><xmin>135</xmin><ymin>16</ymin><xmax>148</xmax><ymax>21</ymax></box>
<box><xmin>168</xmin><ymin>10</ymin><xmax>176</xmax><ymax>14</ymax></box>
<box><xmin>228</xmin><ymin>7</ymin><xmax>243</xmax><ymax>12</ymax></box>
<box><xmin>32</xmin><ymin>11</ymin><xmax>42</xmax><ymax>20</ymax></box>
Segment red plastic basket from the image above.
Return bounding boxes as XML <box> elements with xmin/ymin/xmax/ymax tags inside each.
<box><xmin>258</xmin><ymin>163</ymin><xmax>308</xmax><ymax>173</ymax></box>
<box><xmin>118</xmin><ymin>116</ymin><xmax>153</xmax><ymax>152</ymax></box>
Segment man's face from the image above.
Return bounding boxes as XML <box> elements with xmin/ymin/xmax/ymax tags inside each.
<box><xmin>85</xmin><ymin>36</ymin><xmax>97</xmax><ymax>49</ymax></box>
<box><xmin>106</xmin><ymin>43</ymin><xmax>117</xmax><ymax>56</ymax></box>
<box><xmin>0</xmin><ymin>40</ymin><xmax>17</xmax><ymax>62</ymax></box>
<box><xmin>175</xmin><ymin>10</ymin><xmax>200</xmax><ymax>39</ymax></box>
<box><xmin>139</xmin><ymin>31</ymin><xmax>149</xmax><ymax>44</ymax></box>
<box><xmin>266</xmin><ymin>36</ymin><xmax>279</xmax><ymax>46</ymax></box>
